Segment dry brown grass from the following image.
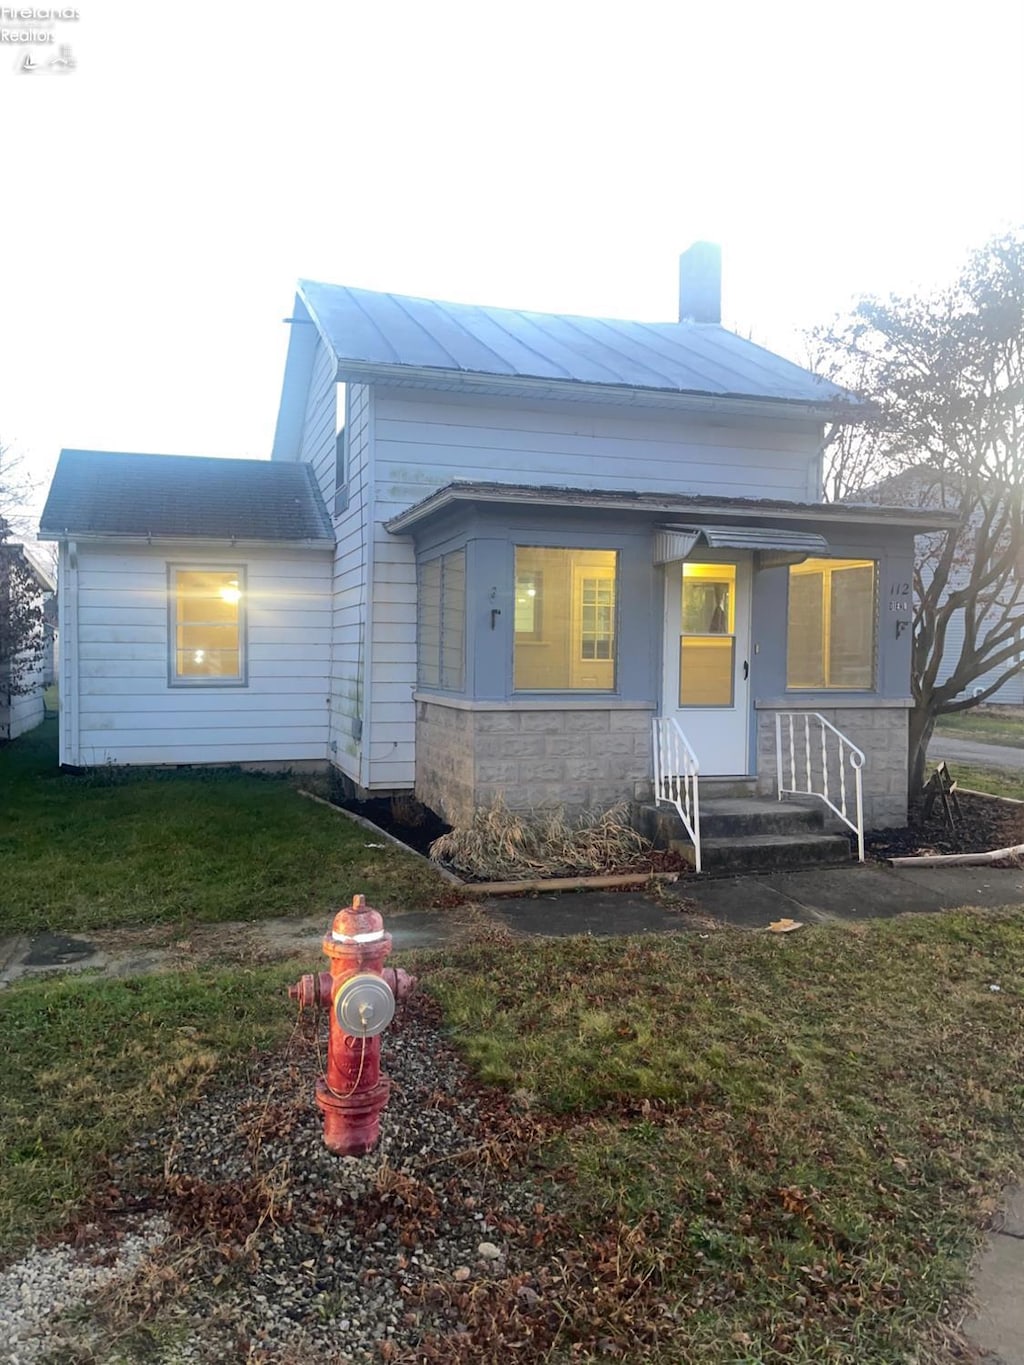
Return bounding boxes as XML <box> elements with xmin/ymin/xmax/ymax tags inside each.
<box><xmin>428</xmin><ymin>794</ymin><xmax>651</xmax><ymax>879</ymax></box>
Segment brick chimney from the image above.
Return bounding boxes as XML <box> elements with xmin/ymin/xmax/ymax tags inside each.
<box><xmin>678</xmin><ymin>241</ymin><xmax>721</xmax><ymax>324</ymax></box>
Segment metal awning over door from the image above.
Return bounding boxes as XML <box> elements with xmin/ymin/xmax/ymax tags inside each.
<box><xmin>653</xmin><ymin>523</ymin><xmax>829</xmax><ymax>567</ymax></box>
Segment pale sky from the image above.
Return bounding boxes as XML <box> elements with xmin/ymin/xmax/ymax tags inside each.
<box><xmin>2</xmin><ymin>0</ymin><xmax>1023</xmax><ymax>530</ymax></box>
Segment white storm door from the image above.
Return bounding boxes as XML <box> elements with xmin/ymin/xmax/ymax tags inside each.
<box><xmin>663</xmin><ymin>558</ymin><xmax>751</xmax><ymax>774</ymax></box>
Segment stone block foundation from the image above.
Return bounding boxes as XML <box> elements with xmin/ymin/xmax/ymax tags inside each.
<box><xmin>755</xmin><ymin>704</ymin><xmax>910</xmax><ymax>830</ymax></box>
<box><xmin>415</xmin><ymin>699</ymin><xmax>656</xmax><ymax>827</ymax></box>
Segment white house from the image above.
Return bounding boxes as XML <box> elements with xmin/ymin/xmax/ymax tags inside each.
<box><xmin>40</xmin><ymin>246</ymin><xmax>954</xmax><ymax>866</ymax></box>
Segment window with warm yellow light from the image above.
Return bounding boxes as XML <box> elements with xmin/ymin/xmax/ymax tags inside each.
<box><xmin>787</xmin><ymin>558</ymin><xmax>876</xmax><ymax>689</ymax></box>
<box><xmin>679</xmin><ymin>562</ymin><xmax>736</xmax><ymax>707</ymax></box>
<box><xmin>514</xmin><ymin>548</ymin><xmax>617</xmax><ymax>691</ymax></box>
<box><xmin>170</xmin><ymin>567</ymin><xmax>245</xmax><ymax>684</ymax></box>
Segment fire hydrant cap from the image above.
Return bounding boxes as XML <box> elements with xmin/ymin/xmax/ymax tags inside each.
<box><xmin>330</xmin><ymin>893</ymin><xmax>386</xmax><ymax>944</ymax></box>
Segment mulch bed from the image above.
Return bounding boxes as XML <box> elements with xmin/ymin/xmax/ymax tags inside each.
<box><xmin>866</xmin><ymin>791</ymin><xmax>1024</xmax><ymax>862</ymax></box>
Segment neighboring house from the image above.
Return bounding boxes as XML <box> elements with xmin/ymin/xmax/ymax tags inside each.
<box><xmin>39</xmin><ymin>245</ymin><xmax>953</xmax><ymax>853</ymax></box>
<box><xmin>1</xmin><ymin>541</ymin><xmax>54</xmax><ymax>741</ymax></box>
<box><xmin>862</xmin><ymin>468</ymin><xmax>1024</xmax><ymax>706</ymax></box>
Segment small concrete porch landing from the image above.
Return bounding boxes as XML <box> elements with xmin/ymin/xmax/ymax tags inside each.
<box><xmin>638</xmin><ymin>791</ymin><xmax>853</xmax><ymax>874</ymax></box>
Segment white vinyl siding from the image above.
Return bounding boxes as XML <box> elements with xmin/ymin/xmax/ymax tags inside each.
<box><xmin>355</xmin><ymin>387</ymin><xmax>823</xmax><ymax>789</ymax></box>
<box><xmin>66</xmin><ymin>544</ymin><xmax>331</xmax><ymax>766</ymax></box>
<box><xmin>372</xmin><ymin>388</ymin><xmax>823</xmax><ymax>514</ymax></box>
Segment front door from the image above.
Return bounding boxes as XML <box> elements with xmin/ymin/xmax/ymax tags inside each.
<box><xmin>663</xmin><ymin>557</ymin><xmax>751</xmax><ymax>774</ymax></box>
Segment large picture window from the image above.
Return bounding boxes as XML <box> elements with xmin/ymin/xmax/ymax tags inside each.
<box><xmin>418</xmin><ymin>549</ymin><xmax>466</xmax><ymax>690</ymax></box>
<box><xmin>514</xmin><ymin>547</ymin><xmax>618</xmax><ymax>691</ymax></box>
<box><xmin>787</xmin><ymin>558</ymin><xmax>876</xmax><ymax>690</ymax></box>
<box><xmin>170</xmin><ymin>567</ymin><xmax>245</xmax><ymax>685</ymax></box>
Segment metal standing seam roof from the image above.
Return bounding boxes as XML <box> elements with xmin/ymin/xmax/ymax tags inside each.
<box><xmin>298</xmin><ymin>279</ymin><xmax>854</xmax><ymax>408</ymax></box>
<box><xmin>39</xmin><ymin>450</ymin><xmax>335</xmax><ymax>544</ymax></box>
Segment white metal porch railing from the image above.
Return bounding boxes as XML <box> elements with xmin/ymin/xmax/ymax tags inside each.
<box><xmin>652</xmin><ymin>716</ymin><xmax>702</xmax><ymax>872</ymax></box>
<box><xmin>774</xmin><ymin>712</ymin><xmax>865</xmax><ymax>862</ymax></box>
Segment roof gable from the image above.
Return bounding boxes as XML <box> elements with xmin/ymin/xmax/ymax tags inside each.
<box><xmin>39</xmin><ymin>450</ymin><xmax>334</xmax><ymax>545</ymax></box>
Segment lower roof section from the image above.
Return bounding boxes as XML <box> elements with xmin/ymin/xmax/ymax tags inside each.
<box><xmin>39</xmin><ymin>449</ymin><xmax>335</xmax><ymax>547</ymax></box>
<box><xmin>384</xmin><ymin>480</ymin><xmax>960</xmax><ymax>536</ymax></box>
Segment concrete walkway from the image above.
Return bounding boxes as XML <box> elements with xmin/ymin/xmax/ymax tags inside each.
<box><xmin>929</xmin><ymin>733</ymin><xmax>1024</xmax><ymax>774</ymax></box>
<box><xmin>5</xmin><ymin>861</ymin><xmax>1024</xmax><ymax>987</ymax></box>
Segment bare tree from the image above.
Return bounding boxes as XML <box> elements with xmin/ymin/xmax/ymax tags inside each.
<box><xmin>811</xmin><ymin>231</ymin><xmax>1024</xmax><ymax>794</ymax></box>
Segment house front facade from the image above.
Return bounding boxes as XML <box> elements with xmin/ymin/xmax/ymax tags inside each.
<box><xmin>41</xmin><ymin>246</ymin><xmax>953</xmax><ymax>846</ymax></box>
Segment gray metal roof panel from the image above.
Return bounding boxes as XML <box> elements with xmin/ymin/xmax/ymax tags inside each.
<box><xmin>299</xmin><ymin>280</ymin><xmax>851</xmax><ymax>406</ymax></box>
<box><xmin>40</xmin><ymin>450</ymin><xmax>334</xmax><ymax>543</ymax></box>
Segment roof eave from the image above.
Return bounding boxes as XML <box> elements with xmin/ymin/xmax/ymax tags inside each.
<box><xmin>37</xmin><ymin>529</ymin><xmax>336</xmax><ymax>550</ymax></box>
<box><xmin>333</xmin><ymin>359</ymin><xmax>856</xmax><ymax>421</ymax></box>
<box><xmin>384</xmin><ymin>484</ymin><xmax>961</xmax><ymax>535</ymax></box>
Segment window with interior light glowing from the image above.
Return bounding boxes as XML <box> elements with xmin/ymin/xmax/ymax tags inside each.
<box><xmin>169</xmin><ymin>566</ymin><xmax>246</xmax><ymax>685</ymax></box>
<box><xmin>513</xmin><ymin>547</ymin><xmax>618</xmax><ymax>691</ymax></box>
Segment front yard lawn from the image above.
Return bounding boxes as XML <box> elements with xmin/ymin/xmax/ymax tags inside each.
<box><xmin>935</xmin><ymin>707</ymin><xmax>1024</xmax><ymax>749</ymax></box>
<box><xmin>3</xmin><ymin>910</ymin><xmax>1024</xmax><ymax>1360</ymax></box>
<box><xmin>0</xmin><ymin>722</ymin><xmax>449</xmax><ymax>934</ymax></box>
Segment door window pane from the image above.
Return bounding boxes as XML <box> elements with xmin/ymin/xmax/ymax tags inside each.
<box><xmin>787</xmin><ymin>558</ymin><xmax>876</xmax><ymax>689</ymax></box>
<box><xmin>679</xmin><ymin>562</ymin><xmax>736</xmax><ymax>707</ymax></box>
<box><xmin>514</xmin><ymin>548</ymin><xmax>617</xmax><ymax>691</ymax></box>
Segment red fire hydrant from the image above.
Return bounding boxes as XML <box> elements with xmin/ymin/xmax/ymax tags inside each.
<box><xmin>289</xmin><ymin>894</ymin><xmax>415</xmax><ymax>1157</ymax></box>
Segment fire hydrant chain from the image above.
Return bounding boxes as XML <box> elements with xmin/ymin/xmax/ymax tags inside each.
<box><xmin>288</xmin><ymin>893</ymin><xmax>416</xmax><ymax>1157</ymax></box>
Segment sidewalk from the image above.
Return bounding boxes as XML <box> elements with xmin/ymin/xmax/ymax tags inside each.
<box><xmin>5</xmin><ymin>860</ymin><xmax>1024</xmax><ymax>988</ymax></box>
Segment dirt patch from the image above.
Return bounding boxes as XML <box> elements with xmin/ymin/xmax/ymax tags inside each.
<box><xmin>867</xmin><ymin>792</ymin><xmax>1024</xmax><ymax>862</ymax></box>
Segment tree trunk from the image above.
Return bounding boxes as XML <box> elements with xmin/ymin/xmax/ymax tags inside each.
<box><xmin>907</xmin><ymin>705</ymin><xmax>938</xmax><ymax>798</ymax></box>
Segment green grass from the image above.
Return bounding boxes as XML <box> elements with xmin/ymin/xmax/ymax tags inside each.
<box><xmin>0</xmin><ymin>963</ymin><xmax>299</xmax><ymax>1253</ymax></box>
<box><xmin>947</xmin><ymin>761</ymin><xmax>1024</xmax><ymax>799</ymax></box>
<box><xmin>935</xmin><ymin>708</ymin><xmax>1024</xmax><ymax>748</ymax></box>
<box><xmin>0</xmin><ymin>722</ymin><xmax>449</xmax><ymax>934</ymax></box>
<box><xmin>420</xmin><ymin>913</ymin><xmax>1024</xmax><ymax>1362</ymax></box>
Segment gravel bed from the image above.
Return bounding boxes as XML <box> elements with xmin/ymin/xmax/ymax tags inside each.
<box><xmin>11</xmin><ymin>998</ymin><xmax>561</xmax><ymax>1364</ymax></box>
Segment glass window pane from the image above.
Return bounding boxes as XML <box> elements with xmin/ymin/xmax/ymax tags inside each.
<box><xmin>441</xmin><ymin>549</ymin><xmax>465</xmax><ymax>690</ymax></box>
<box><xmin>786</xmin><ymin>571</ymin><xmax>825</xmax><ymax>688</ymax></box>
<box><xmin>417</xmin><ymin>558</ymin><xmax>441</xmax><ymax>688</ymax></box>
<box><xmin>680</xmin><ymin>637</ymin><xmax>735</xmax><ymax>706</ymax></box>
<box><xmin>829</xmin><ymin>565</ymin><xmax>875</xmax><ymax>687</ymax></box>
<box><xmin>514</xmin><ymin>548</ymin><xmax>617</xmax><ymax>691</ymax></box>
<box><xmin>173</xmin><ymin>569</ymin><xmax>242</xmax><ymax>682</ymax></box>
<box><xmin>787</xmin><ymin>558</ymin><xmax>875</xmax><ymax>689</ymax></box>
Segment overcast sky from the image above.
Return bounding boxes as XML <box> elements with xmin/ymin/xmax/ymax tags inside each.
<box><xmin>2</xmin><ymin>0</ymin><xmax>1022</xmax><ymax>529</ymax></box>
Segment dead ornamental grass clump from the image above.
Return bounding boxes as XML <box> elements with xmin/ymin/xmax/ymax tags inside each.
<box><xmin>429</xmin><ymin>795</ymin><xmax>652</xmax><ymax>880</ymax></box>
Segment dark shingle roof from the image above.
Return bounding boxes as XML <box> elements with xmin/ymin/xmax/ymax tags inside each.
<box><xmin>40</xmin><ymin>450</ymin><xmax>334</xmax><ymax>544</ymax></box>
<box><xmin>300</xmin><ymin>280</ymin><xmax>852</xmax><ymax>408</ymax></box>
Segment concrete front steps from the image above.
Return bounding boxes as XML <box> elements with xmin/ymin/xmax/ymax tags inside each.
<box><xmin>638</xmin><ymin>794</ymin><xmax>853</xmax><ymax>874</ymax></box>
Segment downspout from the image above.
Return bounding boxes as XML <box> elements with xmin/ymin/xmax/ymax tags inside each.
<box><xmin>358</xmin><ymin>388</ymin><xmax>377</xmax><ymax>791</ymax></box>
<box><xmin>60</xmin><ymin>540</ymin><xmax>79</xmax><ymax>765</ymax></box>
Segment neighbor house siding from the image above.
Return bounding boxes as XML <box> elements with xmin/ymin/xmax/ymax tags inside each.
<box><xmin>361</xmin><ymin>386</ymin><xmax>824</xmax><ymax>791</ymax></box>
<box><xmin>7</xmin><ymin>663</ymin><xmax>45</xmax><ymax>738</ymax></box>
<box><xmin>67</xmin><ymin>543</ymin><xmax>331</xmax><ymax>766</ymax></box>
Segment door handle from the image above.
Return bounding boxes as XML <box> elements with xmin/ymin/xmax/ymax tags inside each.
<box><xmin>743</xmin><ymin>660</ymin><xmax>749</xmax><ymax>681</ymax></box>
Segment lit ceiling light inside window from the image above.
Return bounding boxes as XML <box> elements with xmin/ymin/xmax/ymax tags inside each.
<box><xmin>220</xmin><ymin>582</ymin><xmax>241</xmax><ymax>605</ymax></box>
<box><xmin>193</xmin><ymin>650</ymin><xmax>206</xmax><ymax>664</ymax></box>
